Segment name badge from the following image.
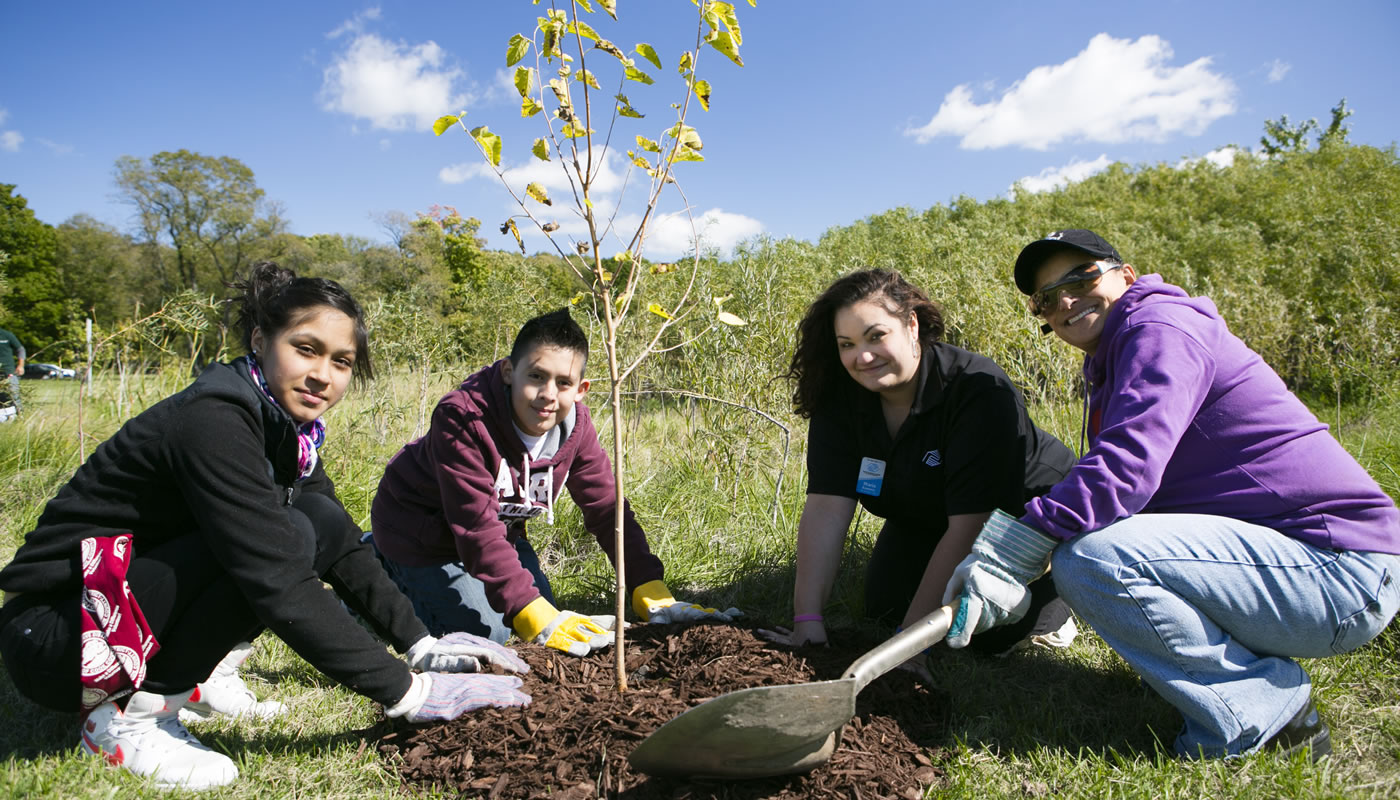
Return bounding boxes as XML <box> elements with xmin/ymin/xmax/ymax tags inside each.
<box><xmin>856</xmin><ymin>457</ymin><xmax>886</xmax><ymax>496</ymax></box>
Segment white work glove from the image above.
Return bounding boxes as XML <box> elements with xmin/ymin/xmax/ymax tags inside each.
<box><xmin>631</xmin><ymin>580</ymin><xmax>742</xmax><ymax>624</ymax></box>
<box><xmin>511</xmin><ymin>597</ymin><xmax>615</xmax><ymax>657</ymax></box>
<box><xmin>407</xmin><ymin>632</ymin><xmax>531</xmax><ymax>674</ymax></box>
<box><xmin>385</xmin><ymin>672</ymin><xmax>531</xmax><ymax>723</ymax></box>
<box><xmin>941</xmin><ymin>510</ymin><xmax>1059</xmax><ymax>649</ymax></box>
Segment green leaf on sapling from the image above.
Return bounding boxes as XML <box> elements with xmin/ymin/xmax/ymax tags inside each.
<box><xmin>432</xmin><ymin>114</ymin><xmax>461</xmax><ymax>136</ymax></box>
<box><xmin>616</xmin><ymin>96</ymin><xmax>644</xmax><ymax>118</ymax></box>
<box><xmin>576</xmin><ymin>69</ymin><xmax>601</xmax><ymax>90</ymax></box>
<box><xmin>514</xmin><ymin>66</ymin><xmax>533</xmax><ymax>97</ymax></box>
<box><xmin>635</xmin><ymin>43</ymin><xmax>662</xmax><ymax>70</ymax></box>
<box><xmin>692</xmin><ymin>79</ymin><xmax>711</xmax><ymax>111</ymax></box>
<box><xmin>470</xmin><ymin>126</ymin><xmax>502</xmax><ymax>166</ymax></box>
<box><xmin>624</xmin><ymin>66</ymin><xmax>654</xmax><ymax>85</ymax></box>
<box><xmin>705</xmin><ymin>30</ymin><xmax>744</xmax><ymax>66</ymax></box>
<box><xmin>507</xmin><ymin>34</ymin><xmax>531</xmax><ymax>66</ymax></box>
<box><xmin>526</xmin><ymin>182</ymin><xmax>553</xmax><ymax>205</ymax></box>
<box><xmin>501</xmin><ymin>218</ymin><xmax>525</xmax><ymax>252</ymax></box>
<box><xmin>532</xmin><ymin>138</ymin><xmax>551</xmax><ymax>161</ymax></box>
<box><xmin>567</xmin><ymin>20</ymin><xmax>600</xmax><ymax>42</ymax></box>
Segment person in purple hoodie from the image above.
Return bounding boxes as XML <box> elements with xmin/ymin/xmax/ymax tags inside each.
<box><xmin>941</xmin><ymin>229</ymin><xmax>1400</xmax><ymax>762</ymax></box>
<box><xmin>370</xmin><ymin>308</ymin><xmax>738</xmax><ymax>658</ymax></box>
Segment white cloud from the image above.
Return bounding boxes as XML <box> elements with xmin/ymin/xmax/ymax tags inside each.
<box><xmin>327</xmin><ymin>7</ymin><xmax>381</xmax><ymax>40</ymax></box>
<box><xmin>1177</xmin><ymin>145</ymin><xmax>1243</xmax><ymax>169</ymax></box>
<box><xmin>1266</xmin><ymin>59</ymin><xmax>1291</xmax><ymax>83</ymax></box>
<box><xmin>0</xmin><ymin>108</ymin><xmax>8</xmax><ymax>125</ymax></box>
<box><xmin>641</xmin><ymin>208</ymin><xmax>764</xmax><ymax>258</ymax></box>
<box><xmin>38</xmin><ymin>138</ymin><xmax>73</xmax><ymax>155</ymax></box>
<box><xmin>0</xmin><ymin>131</ymin><xmax>22</xmax><ymax>152</ymax></box>
<box><xmin>908</xmin><ymin>33</ymin><xmax>1237</xmax><ymax>150</ymax></box>
<box><xmin>440</xmin><ymin>149</ymin><xmax>627</xmax><ymax>197</ymax></box>
<box><xmin>320</xmin><ymin>33</ymin><xmax>467</xmax><ymax>131</ymax></box>
<box><xmin>1012</xmin><ymin>154</ymin><xmax>1112</xmax><ymax>194</ymax></box>
<box><xmin>439</xmin><ymin>161</ymin><xmax>493</xmax><ymax>184</ymax></box>
<box><xmin>378</xmin><ymin>138</ymin><xmax>392</xmax><ymax>151</ymax></box>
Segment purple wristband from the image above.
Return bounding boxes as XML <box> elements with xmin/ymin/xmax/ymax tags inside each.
<box><xmin>792</xmin><ymin>614</ymin><xmax>823</xmax><ymax>624</ymax></box>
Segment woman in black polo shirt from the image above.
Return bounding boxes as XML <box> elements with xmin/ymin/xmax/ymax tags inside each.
<box><xmin>765</xmin><ymin>268</ymin><xmax>1077</xmax><ymax>654</ymax></box>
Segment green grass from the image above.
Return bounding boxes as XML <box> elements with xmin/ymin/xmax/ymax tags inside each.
<box><xmin>2</xmin><ymin>373</ymin><xmax>1399</xmax><ymax>798</ymax></box>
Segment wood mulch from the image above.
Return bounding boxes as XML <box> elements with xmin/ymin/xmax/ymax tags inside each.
<box><xmin>365</xmin><ymin>623</ymin><xmax>952</xmax><ymax>799</ymax></box>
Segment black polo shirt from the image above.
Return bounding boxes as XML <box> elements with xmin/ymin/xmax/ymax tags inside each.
<box><xmin>806</xmin><ymin>343</ymin><xmax>1074</xmax><ymax>528</ymax></box>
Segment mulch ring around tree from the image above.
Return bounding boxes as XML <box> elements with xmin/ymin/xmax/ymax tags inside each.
<box><xmin>364</xmin><ymin>623</ymin><xmax>953</xmax><ymax>799</ymax></box>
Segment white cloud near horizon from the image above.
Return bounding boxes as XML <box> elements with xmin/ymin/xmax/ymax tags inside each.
<box><xmin>441</xmin><ymin>148</ymin><xmax>762</xmax><ymax>258</ymax></box>
<box><xmin>641</xmin><ymin>208</ymin><xmax>765</xmax><ymax>258</ymax></box>
<box><xmin>1266</xmin><ymin>59</ymin><xmax>1291</xmax><ymax>83</ymax></box>
<box><xmin>1178</xmin><ymin>145</ymin><xmax>1243</xmax><ymax>169</ymax></box>
<box><xmin>908</xmin><ymin>33</ymin><xmax>1237</xmax><ymax>150</ymax></box>
<box><xmin>1012</xmin><ymin>154</ymin><xmax>1113</xmax><ymax>194</ymax></box>
<box><xmin>320</xmin><ymin>31</ymin><xmax>467</xmax><ymax>131</ymax></box>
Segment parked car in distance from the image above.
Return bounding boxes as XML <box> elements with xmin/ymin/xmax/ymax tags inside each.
<box><xmin>23</xmin><ymin>363</ymin><xmax>77</xmax><ymax>380</ymax></box>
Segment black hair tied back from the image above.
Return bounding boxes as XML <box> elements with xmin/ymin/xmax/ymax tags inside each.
<box><xmin>227</xmin><ymin>261</ymin><xmax>375</xmax><ymax>384</ymax></box>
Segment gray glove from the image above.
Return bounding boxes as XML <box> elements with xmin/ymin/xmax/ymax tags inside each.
<box><xmin>407</xmin><ymin>632</ymin><xmax>531</xmax><ymax>674</ymax></box>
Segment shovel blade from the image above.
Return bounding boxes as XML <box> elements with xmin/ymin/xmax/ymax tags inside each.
<box><xmin>628</xmin><ymin>678</ymin><xmax>856</xmax><ymax>778</ymax></box>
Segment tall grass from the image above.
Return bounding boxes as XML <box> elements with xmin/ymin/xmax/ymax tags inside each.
<box><xmin>2</xmin><ymin>359</ymin><xmax>1397</xmax><ymax>798</ymax></box>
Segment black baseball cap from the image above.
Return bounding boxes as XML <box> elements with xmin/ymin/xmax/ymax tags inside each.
<box><xmin>1014</xmin><ymin>229</ymin><xmax>1122</xmax><ymax>295</ymax></box>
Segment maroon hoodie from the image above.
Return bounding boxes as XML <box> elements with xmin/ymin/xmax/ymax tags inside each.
<box><xmin>371</xmin><ymin>359</ymin><xmax>663</xmax><ymax>622</ymax></box>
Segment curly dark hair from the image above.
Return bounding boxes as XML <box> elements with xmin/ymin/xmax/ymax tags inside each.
<box><xmin>785</xmin><ymin>268</ymin><xmax>945</xmax><ymax>418</ymax></box>
<box><xmin>227</xmin><ymin>261</ymin><xmax>374</xmax><ymax>384</ymax></box>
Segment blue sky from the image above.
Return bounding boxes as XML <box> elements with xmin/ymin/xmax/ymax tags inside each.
<box><xmin>3</xmin><ymin>1</ymin><xmax>1398</xmax><ymax>260</ymax></box>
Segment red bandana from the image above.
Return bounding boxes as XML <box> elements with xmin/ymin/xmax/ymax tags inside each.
<box><xmin>78</xmin><ymin>535</ymin><xmax>159</xmax><ymax>713</ymax></box>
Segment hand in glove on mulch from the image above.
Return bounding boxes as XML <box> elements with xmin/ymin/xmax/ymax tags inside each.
<box><xmin>386</xmin><ymin>672</ymin><xmax>531</xmax><ymax>723</ymax></box>
<box><xmin>512</xmin><ymin>596</ymin><xmax>615</xmax><ymax>657</ymax></box>
<box><xmin>407</xmin><ymin>631</ymin><xmax>531</xmax><ymax>674</ymax></box>
<box><xmin>632</xmin><ymin>580</ymin><xmax>743</xmax><ymax>625</ymax></box>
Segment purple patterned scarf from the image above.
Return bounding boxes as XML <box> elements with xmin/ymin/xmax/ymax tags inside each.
<box><xmin>246</xmin><ymin>358</ymin><xmax>326</xmax><ymax>480</ymax></box>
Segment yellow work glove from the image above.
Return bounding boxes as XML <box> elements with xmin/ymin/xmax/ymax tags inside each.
<box><xmin>511</xmin><ymin>596</ymin><xmax>615</xmax><ymax>657</ymax></box>
<box><xmin>631</xmin><ymin>580</ymin><xmax>743</xmax><ymax>624</ymax></box>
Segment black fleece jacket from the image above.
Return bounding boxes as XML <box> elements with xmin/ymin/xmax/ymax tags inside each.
<box><xmin>0</xmin><ymin>358</ymin><xmax>426</xmax><ymax>706</ymax></box>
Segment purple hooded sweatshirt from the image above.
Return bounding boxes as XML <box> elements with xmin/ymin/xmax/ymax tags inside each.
<box><xmin>1023</xmin><ymin>275</ymin><xmax>1400</xmax><ymax>554</ymax></box>
<box><xmin>371</xmin><ymin>359</ymin><xmax>664</xmax><ymax>622</ymax></box>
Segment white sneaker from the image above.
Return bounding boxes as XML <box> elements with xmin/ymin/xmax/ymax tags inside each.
<box><xmin>179</xmin><ymin>642</ymin><xmax>287</xmax><ymax>723</ymax></box>
<box><xmin>80</xmin><ymin>690</ymin><xmax>240</xmax><ymax>789</ymax></box>
<box><xmin>999</xmin><ymin>601</ymin><xmax>1079</xmax><ymax>656</ymax></box>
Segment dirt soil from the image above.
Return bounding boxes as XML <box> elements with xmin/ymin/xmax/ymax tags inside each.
<box><xmin>365</xmin><ymin>622</ymin><xmax>952</xmax><ymax>799</ymax></box>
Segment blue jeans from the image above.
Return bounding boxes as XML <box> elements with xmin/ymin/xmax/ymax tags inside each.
<box><xmin>371</xmin><ymin>536</ymin><xmax>555</xmax><ymax>643</ymax></box>
<box><xmin>1050</xmin><ymin>513</ymin><xmax>1400</xmax><ymax>758</ymax></box>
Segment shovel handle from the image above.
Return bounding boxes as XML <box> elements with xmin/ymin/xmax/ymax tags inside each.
<box><xmin>841</xmin><ymin>603</ymin><xmax>957</xmax><ymax>692</ymax></box>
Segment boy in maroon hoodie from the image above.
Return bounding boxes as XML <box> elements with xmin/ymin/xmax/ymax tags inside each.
<box><xmin>370</xmin><ymin>309</ymin><xmax>737</xmax><ymax>657</ymax></box>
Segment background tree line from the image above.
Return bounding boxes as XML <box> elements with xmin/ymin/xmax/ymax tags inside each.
<box><xmin>1</xmin><ymin>103</ymin><xmax>1396</xmax><ymax>411</ymax></box>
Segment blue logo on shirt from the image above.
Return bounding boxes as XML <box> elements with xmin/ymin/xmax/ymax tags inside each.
<box><xmin>923</xmin><ymin>450</ymin><xmax>942</xmax><ymax>467</ymax></box>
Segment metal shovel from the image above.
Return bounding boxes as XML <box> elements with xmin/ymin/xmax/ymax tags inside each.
<box><xmin>628</xmin><ymin>603</ymin><xmax>956</xmax><ymax>779</ymax></box>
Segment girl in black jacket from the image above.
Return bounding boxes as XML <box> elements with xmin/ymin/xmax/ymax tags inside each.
<box><xmin>0</xmin><ymin>262</ymin><xmax>531</xmax><ymax>790</ymax></box>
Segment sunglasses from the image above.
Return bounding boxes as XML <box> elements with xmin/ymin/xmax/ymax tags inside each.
<box><xmin>1027</xmin><ymin>261</ymin><xmax>1123</xmax><ymax>318</ymax></box>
